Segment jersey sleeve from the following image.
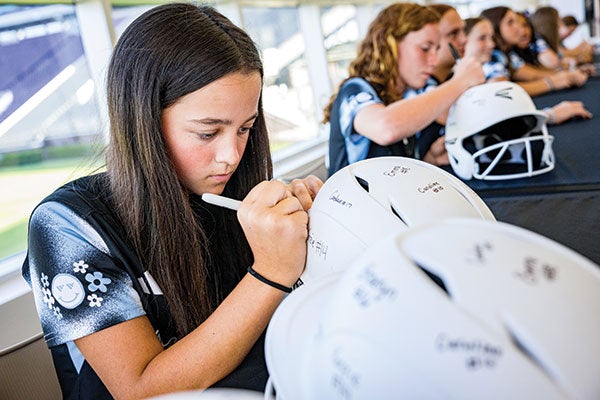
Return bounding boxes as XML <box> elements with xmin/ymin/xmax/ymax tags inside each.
<box><xmin>25</xmin><ymin>201</ymin><xmax>146</xmax><ymax>348</ymax></box>
<box><xmin>534</xmin><ymin>37</ymin><xmax>550</xmax><ymax>53</ymax></box>
<box><xmin>509</xmin><ymin>50</ymin><xmax>526</xmax><ymax>70</ymax></box>
<box><xmin>483</xmin><ymin>50</ymin><xmax>510</xmax><ymax>80</ymax></box>
<box><xmin>336</xmin><ymin>78</ymin><xmax>383</xmax><ymax>164</ymax></box>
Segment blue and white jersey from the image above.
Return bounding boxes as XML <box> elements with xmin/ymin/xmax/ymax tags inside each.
<box><xmin>483</xmin><ymin>49</ymin><xmax>510</xmax><ymax>80</ymax></box>
<box><xmin>509</xmin><ymin>50</ymin><xmax>526</xmax><ymax>70</ymax></box>
<box><xmin>327</xmin><ymin>77</ymin><xmax>416</xmax><ymax>175</ymax></box>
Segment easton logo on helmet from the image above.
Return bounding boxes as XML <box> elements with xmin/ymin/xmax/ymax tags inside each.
<box><xmin>495</xmin><ymin>86</ymin><xmax>514</xmax><ymax>100</ymax></box>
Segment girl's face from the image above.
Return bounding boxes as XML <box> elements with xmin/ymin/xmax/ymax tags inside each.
<box><xmin>465</xmin><ymin>20</ymin><xmax>495</xmax><ymax>63</ymax></box>
<box><xmin>559</xmin><ymin>22</ymin><xmax>576</xmax><ymax>40</ymax></box>
<box><xmin>516</xmin><ymin>14</ymin><xmax>532</xmax><ymax>49</ymax></box>
<box><xmin>397</xmin><ymin>23</ymin><xmax>440</xmax><ymax>89</ymax></box>
<box><xmin>437</xmin><ymin>10</ymin><xmax>467</xmax><ymax>67</ymax></box>
<box><xmin>499</xmin><ymin>9</ymin><xmax>522</xmax><ymax>46</ymax></box>
<box><xmin>161</xmin><ymin>71</ymin><xmax>262</xmax><ymax>196</ymax></box>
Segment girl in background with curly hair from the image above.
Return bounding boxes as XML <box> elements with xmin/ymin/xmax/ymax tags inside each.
<box><xmin>323</xmin><ymin>2</ymin><xmax>484</xmax><ymax>176</ymax></box>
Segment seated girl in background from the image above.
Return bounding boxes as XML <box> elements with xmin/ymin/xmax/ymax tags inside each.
<box><xmin>560</xmin><ymin>14</ymin><xmax>595</xmax><ymax>58</ymax></box>
<box><xmin>560</xmin><ymin>15</ymin><xmax>579</xmax><ymax>40</ymax></box>
<box><xmin>481</xmin><ymin>6</ymin><xmax>588</xmax><ymax>97</ymax></box>
<box><xmin>530</xmin><ymin>7</ymin><xmax>566</xmax><ymax>70</ymax></box>
<box><xmin>464</xmin><ymin>16</ymin><xmax>592</xmax><ymax>125</ymax></box>
<box><xmin>512</xmin><ymin>12</ymin><xmax>550</xmax><ymax>69</ymax></box>
<box><xmin>409</xmin><ymin>3</ymin><xmax>468</xmax><ymax>162</ymax></box>
<box><xmin>323</xmin><ymin>3</ymin><xmax>484</xmax><ymax>176</ymax></box>
<box><xmin>531</xmin><ymin>7</ymin><xmax>593</xmax><ymax>69</ymax></box>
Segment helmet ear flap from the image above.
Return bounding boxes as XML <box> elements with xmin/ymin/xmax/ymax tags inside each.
<box><xmin>448</xmin><ymin>146</ymin><xmax>475</xmax><ymax>180</ymax></box>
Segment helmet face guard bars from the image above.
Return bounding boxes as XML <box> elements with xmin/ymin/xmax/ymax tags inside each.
<box><xmin>470</xmin><ymin>133</ymin><xmax>555</xmax><ymax>180</ymax></box>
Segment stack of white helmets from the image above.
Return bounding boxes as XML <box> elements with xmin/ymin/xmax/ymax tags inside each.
<box><xmin>264</xmin><ymin>155</ymin><xmax>600</xmax><ymax>400</ymax></box>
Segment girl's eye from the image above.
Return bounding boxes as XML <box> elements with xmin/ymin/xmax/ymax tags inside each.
<box><xmin>197</xmin><ymin>132</ymin><xmax>217</xmax><ymax>140</ymax></box>
<box><xmin>239</xmin><ymin>122</ymin><xmax>256</xmax><ymax>135</ymax></box>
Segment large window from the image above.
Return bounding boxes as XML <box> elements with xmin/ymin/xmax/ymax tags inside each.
<box><xmin>0</xmin><ymin>4</ymin><xmax>104</xmax><ymax>276</ymax></box>
<box><xmin>242</xmin><ymin>6</ymin><xmax>320</xmax><ymax>151</ymax></box>
<box><xmin>321</xmin><ymin>5</ymin><xmax>360</xmax><ymax>89</ymax></box>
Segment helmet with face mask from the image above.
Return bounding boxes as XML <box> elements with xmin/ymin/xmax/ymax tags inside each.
<box><xmin>445</xmin><ymin>81</ymin><xmax>555</xmax><ymax>180</ymax></box>
<box><xmin>301</xmin><ymin>156</ymin><xmax>495</xmax><ymax>285</ymax></box>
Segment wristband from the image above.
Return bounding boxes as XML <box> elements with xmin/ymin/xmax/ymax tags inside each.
<box><xmin>544</xmin><ymin>77</ymin><xmax>554</xmax><ymax>90</ymax></box>
<box><xmin>543</xmin><ymin>107</ymin><xmax>556</xmax><ymax>124</ymax></box>
<box><xmin>247</xmin><ymin>266</ymin><xmax>293</xmax><ymax>293</ymax></box>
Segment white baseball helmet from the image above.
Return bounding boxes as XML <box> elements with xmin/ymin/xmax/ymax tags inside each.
<box><xmin>265</xmin><ymin>219</ymin><xmax>600</xmax><ymax>399</ymax></box>
<box><xmin>301</xmin><ymin>156</ymin><xmax>495</xmax><ymax>284</ymax></box>
<box><xmin>446</xmin><ymin>81</ymin><xmax>555</xmax><ymax>180</ymax></box>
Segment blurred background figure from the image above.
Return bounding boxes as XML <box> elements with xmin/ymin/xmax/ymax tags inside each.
<box><xmin>323</xmin><ymin>3</ymin><xmax>484</xmax><ymax>176</ymax></box>
<box><xmin>560</xmin><ymin>14</ymin><xmax>595</xmax><ymax>65</ymax></box>
<box><xmin>531</xmin><ymin>6</ymin><xmax>593</xmax><ymax>70</ymax></box>
<box><xmin>465</xmin><ymin>13</ymin><xmax>592</xmax><ymax>125</ymax></box>
<box><xmin>481</xmin><ymin>6</ymin><xmax>588</xmax><ymax>97</ymax></box>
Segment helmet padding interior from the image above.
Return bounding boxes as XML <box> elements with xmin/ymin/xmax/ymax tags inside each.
<box><xmin>463</xmin><ymin>115</ymin><xmax>545</xmax><ymax>174</ymax></box>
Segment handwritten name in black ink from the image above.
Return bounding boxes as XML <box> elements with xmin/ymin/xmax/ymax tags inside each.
<box><xmin>307</xmin><ymin>233</ymin><xmax>328</xmax><ymax>260</ymax></box>
<box><xmin>353</xmin><ymin>266</ymin><xmax>397</xmax><ymax>307</ymax></box>
<box><xmin>330</xmin><ymin>349</ymin><xmax>361</xmax><ymax>399</ymax></box>
<box><xmin>436</xmin><ymin>333</ymin><xmax>503</xmax><ymax>370</ymax></box>
<box><xmin>466</xmin><ymin>241</ymin><xmax>493</xmax><ymax>265</ymax></box>
<box><xmin>383</xmin><ymin>165</ymin><xmax>410</xmax><ymax>177</ymax></box>
<box><xmin>514</xmin><ymin>256</ymin><xmax>558</xmax><ymax>285</ymax></box>
<box><xmin>329</xmin><ymin>190</ymin><xmax>353</xmax><ymax>208</ymax></box>
<box><xmin>417</xmin><ymin>181</ymin><xmax>444</xmax><ymax>194</ymax></box>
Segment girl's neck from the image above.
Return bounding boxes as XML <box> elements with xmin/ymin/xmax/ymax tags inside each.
<box><xmin>396</xmin><ymin>80</ymin><xmax>407</xmax><ymax>96</ymax></box>
<box><xmin>499</xmin><ymin>41</ymin><xmax>514</xmax><ymax>53</ymax></box>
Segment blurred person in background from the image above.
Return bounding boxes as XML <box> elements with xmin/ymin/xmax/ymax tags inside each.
<box><xmin>465</xmin><ymin>15</ymin><xmax>592</xmax><ymax>125</ymax></box>
<box><xmin>409</xmin><ymin>3</ymin><xmax>467</xmax><ymax>163</ymax></box>
<box><xmin>481</xmin><ymin>6</ymin><xmax>588</xmax><ymax>97</ymax></box>
<box><xmin>559</xmin><ymin>15</ymin><xmax>595</xmax><ymax>64</ymax></box>
<box><xmin>323</xmin><ymin>2</ymin><xmax>484</xmax><ymax>176</ymax></box>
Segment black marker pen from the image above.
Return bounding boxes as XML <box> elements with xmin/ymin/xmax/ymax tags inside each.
<box><xmin>448</xmin><ymin>43</ymin><xmax>460</xmax><ymax>60</ymax></box>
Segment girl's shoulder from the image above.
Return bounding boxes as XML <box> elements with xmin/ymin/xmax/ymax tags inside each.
<box><xmin>337</xmin><ymin>77</ymin><xmax>380</xmax><ymax>101</ymax></box>
<box><xmin>40</xmin><ymin>173</ymin><xmax>111</xmax><ymax>217</ymax></box>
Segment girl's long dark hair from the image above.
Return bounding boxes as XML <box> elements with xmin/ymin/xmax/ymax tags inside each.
<box><xmin>531</xmin><ymin>6</ymin><xmax>561</xmax><ymax>53</ymax></box>
<box><xmin>481</xmin><ymin>6</ymin><xmax>515</xmax><ymax>75</ymax></box>
<box><xmin>513</xmin><ymin>12</ymin><xmax>540</xmax><ymax>66</ymax></box>
<box><xmin>481</xmin><ymin>6</ymin><xmax>512</xmax><ymax>52</ymax></box>
<box><xmin>106</xmin><ymin>3</ymin><xmax>271</xmax><ymax>336</ymax></box>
